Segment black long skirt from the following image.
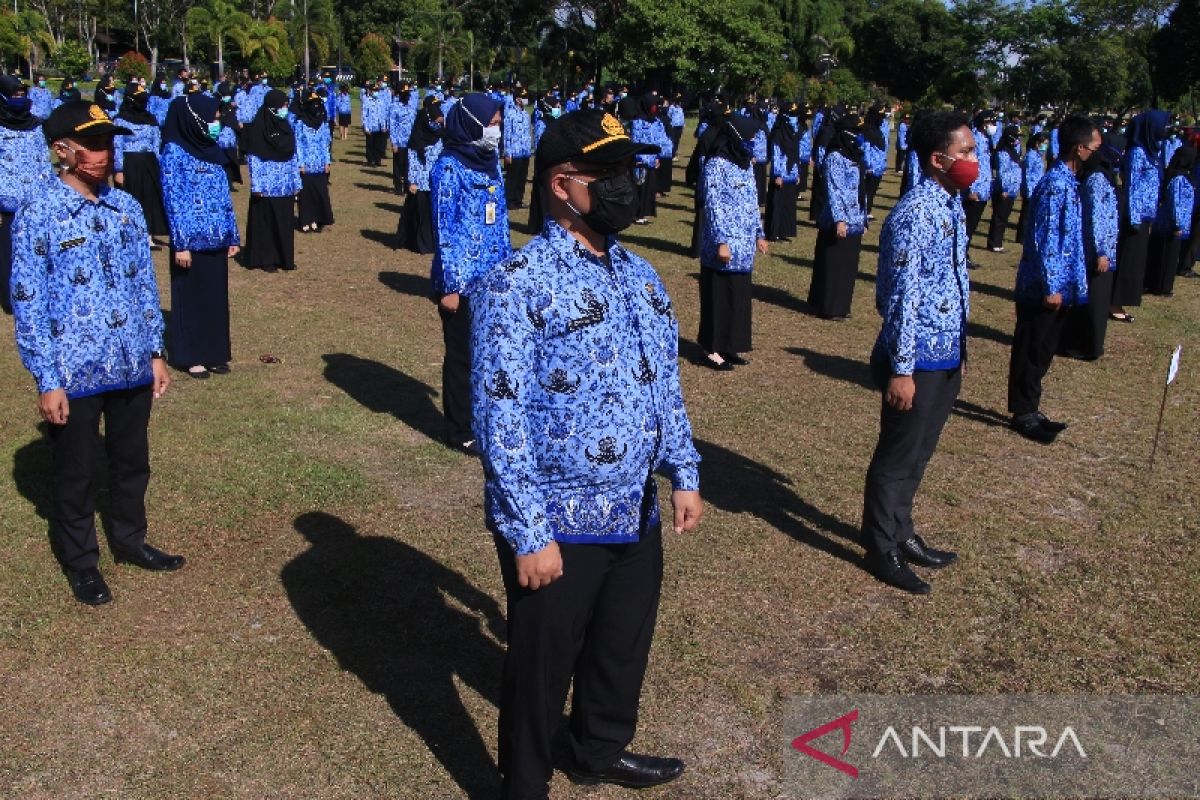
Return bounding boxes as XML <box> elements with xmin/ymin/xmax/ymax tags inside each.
<box><xmin>690</xmin><ymin>192</ymin><xmax>704</xmax><ymax>257</ymax></box>
<box><xmin>1015</xmin><ymin>196</ymin><xmax>1029</xmax><ymax>244</ymax></box>
<box><xmin>399</xmin><ymin>190</ymin><xmax>435</xmax><ymax>254</ymax></box>
<box><xmin>809</xmin><ymin>166</ymin><xmax>827</xmax><ymax>221</ymax></box>
<box><xmin>764</xmin><ymin>181</ymin><xmax>798</xmax><ymax>240</ymax></box>
<box><xmin>1114</xmin><ymin>222</ymin><xmax>1150</xmax><ymax>306</ymax></box>
<box><xmin>798</xmin><ymin>163</ymin><xmax>809</xmax><ymax>197</ymax></box>
<box><xmin>636</xmin><ymin>167</ymin><xmax>656</xmax><ymax>219</ymax></box>
<box><xmin>0</xmin><ymin>211</ymin><xmax>12</xmax><ymax>314</ymax></box>
<box><xmin>121</xmin><ymin>152</ymin><xmax>169</xmax><ymax>236</ymax></box>
<box><xmin>505</xmin><ymin>157</ymin><xmax>530</xmax><ymax>209</ymax></box>
<box><xmin>1062</xmin><ymin>268</ymin><xmax>1114</xmax><ymax>360</ymax></box>
<box><xmin>753</xmin><ymin>161</ymin><xmax>767</xmax><ymax>206</ymax></box>
<box><xmin>809</xmin><ymin>227</ymin><xmax>861</xmax><ymax>318</ymax></box>
<box><xmin>697</xmin><ymin>268</ymin><xmax>752</xmax><ymax>354</ymax></box>
<box><xmin>244</xmin><ymin>194</ymin><xmax>296</xmax><ymax>269</ymax></box>
<box><xmin>1146</xmin><ymin>233</ymin><xmax>1181</xmax><ymax>296</ymax></box>
<box><xmin>392</xmin><ymin>147</ymin><xmax>409</xmax><ymax>194</ymax></box>
<box><xmin>299</xmin><ymin>172</ymin><xmax>335</xmax><ymax>228</ymax></box>
<box><xmin>168</xmin><ymin>248</ymin><xmax>231</xmax><ymax>368</ymax></box>
<box><xmin>221</xmin><ymin>149</ymin><xmax>242</xmax><ymax>186</ymax></box>
<box><xmin>656</xmin><ymin>157</ymin><xmax>673</xmax><ymax>195</ymax></box>
<box><xmin>862</xmin><ymin>173</ymin><xmax>882</xmax><ymax>216</ymax></box>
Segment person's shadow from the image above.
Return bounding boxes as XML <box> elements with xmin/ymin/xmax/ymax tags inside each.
<box><xmin>321</xmin><ymin>353</ymin><xmax>445</xmax><ymax>444</ymax></box>
<box><xmin>694</xmin><ymin>439</ymin><xmax>867</xmax><ymax>571</ymax></box>
<box><xmin>378</xmin><ymin>270</ymin><xmax>432</xmax><ymax>299</ymax></box>
<box><xmin>282</xmin><ymin>512</ymin><xmax>505</xmax><ymax>799</ymax></box>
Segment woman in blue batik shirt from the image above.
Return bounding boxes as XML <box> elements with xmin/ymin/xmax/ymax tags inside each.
<box><xmin>628</xmin><ymin>94</ymin><xmax>665</xmax><ymax>224</ymax></box>
<box><xmin>860</xmin><ymin>108</ymin><xmax>888</xmax><ymax>218</ymax></box>
<box><xmin>698</xmin><ymin>114</ymin><xmax>768</xmax><ymax>370</ymax></box>
<box><xmin>388</xmin><ymin>81</ymin><xmax>418</xmax><ymax>194</ymax></box>
<box><xmin>53</xmin><ymin>76</ymin><xmax>80</xmax><ymax>111</ymax></box>
<box><xmin>986</xmin><ymin>125</ymin><xmax>1023</xmax><ymax>253</ymax></box>
<box><xmin>114</xmin><ymin>82</ymin><xmax>169</xmax><ymax>250</ymax></box>
<box><xmin>336</xmin><ymin>83</ymin><xmax>352</xmax><ymax>140</ymax></box>
<box><xmin>1146</xmin><ymin>145</ymin><xmax>1196</xmax><ymax>297</ymax></box>
<box><xmin>1113</xmin><ymin>109</ymin><xmax>1169</xmax><ymax>321</ymax></box>
<box><xmin>29</xmin><ymin>74</ymin><xmax>52</xmax><ymax>120</ymax></box>
<box><xmin>241</xmin><ymin>89</ymin><xmax>301</xmax><ymax>271</ymax></box>
<box><xmin>1063</xmin><ymin>141</ymin><xmax>1121</xmax><ymax>360</ymax></box>
<box><xmin>93</xmin><ymin>75</ymin><xmax>118</xmax><ymax>113</ymax></box>
<box><xmin>430</xmin><ymin>93</ymin><xmax>510</xmax><ymax>452</ymax></box>
<box><xmin>501</xmin><ymin>86</ymin><xmax>533</xmax><ymax>209</ymax></box>
<box><xmin>292</xmin><ymin>89</ymin><xmax>334</xmax><ymax>233</ymax></box>
<box><xmin>809</xmin><ymin>115</ymin><xmax>867</xmax><ymax>320</ymax></box>
<box><xmin>963</xmin><ymin>110</ymin><xmax>996</xmax><ymax>269</ymax></box>
<box><xmin>159</xmin><ymin>95</ymin><xmax>241</xmax><ymax>378</ymax></box>
<box><xmin>213</xmin><ymin>82</ymin><xmax>242</xmax><ymax>187</ymax></box>
<box><xmin>400</xmin><ymin>96</ymin><xmax>445</xmax><ymax>254</ymax></box>
<box><xmin>1015</xmin><ymin>131</ymin><xmax>1048</xmax><ymax>245</ymax></box>
<box><xmin>0</xmin><ymin>75</ymin><xmax>54</xmax><ymax>313</ymax></box>
<box><xmin>764</xmin><ymin>102</ymin><xmax>802</xmax><ymax>242</ymax></box>
<box><xmin>653</xmin><ymin>96</ymin><xmax>676</xmax><ymax>196</ymax></box>
<box><xmin>148</xmin><ymin>78</ymin><xmax>172</xmax><ymax>125</ymax></box>
<box><xmin>748</xmin><ymin>105</ymin><xmax>770</xmax><ymax>206</ymax></box>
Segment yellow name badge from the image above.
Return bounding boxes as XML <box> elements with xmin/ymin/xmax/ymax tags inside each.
<box><xmin>485</xmin><ymin>201</ymin><xmax>496</xmax><ymax>225</ymax></box>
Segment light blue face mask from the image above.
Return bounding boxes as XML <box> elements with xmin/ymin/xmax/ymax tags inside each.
<box><xmin>261</xmin><ymin>78</ymin><xmax>269</xmax><ymax>85</ymax></box>
<box><xmin>207</xmin><ymin>121</ymin><xmax>222</xmax><ymax>139</ymax></box>
<box><xmin>275</xmin><ymin>107</ymin><xmax>288</xmax><ymax>119</ymax></box>
<box><xmin>550</xmin><ymin>107</ymin><xmax>562</xmax><ymax>119</ymax></box>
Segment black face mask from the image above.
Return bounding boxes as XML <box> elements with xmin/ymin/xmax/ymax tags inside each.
<box><xmin>572</xmin><ymin>171</ymin><xmax>638</xmax><ymax>235</ymax></box>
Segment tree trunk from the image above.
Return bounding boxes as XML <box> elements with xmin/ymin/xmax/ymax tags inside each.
<box><xmin>304</xmin><ymin>20</ymin><xmax>311</xmax><ymax>80</ymax></box>
<box><xmin>150</xmin><ymin>45</ymin><xmax>158</xmax><ymax>79</ymax></box>
<box><xmin>218</xmin><ymin>37</ymin><xmax>224</xmax><ymax>79</ymax></box>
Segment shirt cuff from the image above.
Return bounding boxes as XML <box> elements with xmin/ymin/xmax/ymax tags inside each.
<box><xmin>669</xmin><ymin>462</ymin><xmax>700</xmax><ymax>492</ymax></box>
<box><xmin>35</xmin><ymin>368</ymin><xmax>64</xmax><ymax>394</ymax></box>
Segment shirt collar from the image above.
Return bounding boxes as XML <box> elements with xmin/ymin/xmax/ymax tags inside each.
<box><xmin>50</xmin><ymin>177</ymin><xmax>122</xmax><ymax>218</ymax></box>
<box><xmin>541</xmin><ymin>218</ymin><xmax>622</xmax><ymax>267</ymax></box>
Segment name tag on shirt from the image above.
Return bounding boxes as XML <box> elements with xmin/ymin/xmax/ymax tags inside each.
<box><xmin>485</xmin><ymin>201</ymin><xmax>496</xmax><ymax>225</ymax></box>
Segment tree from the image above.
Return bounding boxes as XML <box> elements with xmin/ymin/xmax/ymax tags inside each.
<box><xmin>187</xmin><ymin>0</ymin><xmax>252</xmax><ymax>78</ymax></box>
<box><xmin>242</xmin><ymin>17</ymin><xmax>296</xmax><ymax>79</ymax></box>
<box><xmin>402</xmin><ymin>0</ymin><xmax>467</xmax><ymax>82</ymax></box>
<box><xmin>116</xmin><ymin>50</ymin><xmax>152</xmax><ymax>82</ymax></box>
<box><xmin>272</xmin><ymin>0</ymin><xmax>339</xmax><ymax>80</ymax></box>
<box><xmin>851</xmin><ymin>0</ymin><xmax>974</xmax><ymax>103</ymax></box>
<box><xmin>355</xmin><ymin>31</ymin><xmax>391</xmax><ymax>82</ymax></box>
<box><xmin>52</xmin><ymin>37</ymin><xmax>91</xmax><ymax>77</ymax></box>
<box><xmin>1151</xmin><ymin>0</ymin><xmax>1200</xmax><ymax>103</ymax></box>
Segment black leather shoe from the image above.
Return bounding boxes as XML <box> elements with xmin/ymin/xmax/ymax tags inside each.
<box><xmin>702</xmin><ymin>355</ymin><xmax>734</xmax><ymax>372</ymax></box>
<box><xmin>1011</xmin><ymin>413</ymin><xmax>1057</xmax><ymax>444</ymax></box>
<box><xmin>68</xmin><ymin>567</ymin><xmax>112</xmax><ymax>605</ymax></box>
<box><xmin>1035</xmin><ymin>411</ymin><xmax>1068</xmax><ymax>433</ymax></box>
<box><xmin>114</xmin><ymin>543</ymin><xmax>186</xmax><ymax>572</ymax></box>
<box><xmin>721</xmin><ymin>352</ymin><xmax>750</xmax><ymax>366</ymax></box>
<box><xmin>565</xmin><ymin>752</ymin><xmax>685</xmax><ymax>789</ymax></box>
<box><xmin>867</xmin><ymin>551</ymin><xmax>931</xmax><ymax>594</ymax></box>
<box><xmin>899</xmin><ymin>534</ymin><xmax>958</xmax><ymax>568</ymax></box>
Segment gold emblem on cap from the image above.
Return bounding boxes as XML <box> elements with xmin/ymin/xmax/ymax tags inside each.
<box><xmin>600</xmin><ymin>114</ymin><xmax>624</xmax><ymax>137</ymax></box>
<box><xmin>89</xmin><ymin>105</ymin><xmax>109</xmax><ymax>122</ymax></box>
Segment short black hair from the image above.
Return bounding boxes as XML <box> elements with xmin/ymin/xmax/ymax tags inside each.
<box><xmin>909</xmin><ymin>111</ymin><xmax>970</xmax><ymax>165</ymax></box>
<box><xmin>1058</xmin><ymin>115</ymin><xmax>1099</xmax><ymax>154</ymax></box>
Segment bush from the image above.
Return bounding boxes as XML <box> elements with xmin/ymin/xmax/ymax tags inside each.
<box><xmin>355</xmin><ymin>33</ymin><xmax>391</xmax><ymax>83</ymax></box>
<box><xmin>53</xmin><ymin>39</ymin><xmax>92</xmax><ymax>79</ymax></box>
<box><xmin>115</xmin><ymin>51</ymin><xmax>151</xmax><ymax>83</ymax></box>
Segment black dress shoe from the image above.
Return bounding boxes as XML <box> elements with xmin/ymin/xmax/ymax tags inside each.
<box><xmin>205</xmin><ymin>363</ymin><xmax>231</xmax><ymax>375</ymax></box>
<box><xmin>866</xmin><ymin>551</ymin><xmax>931</xmax><ymax>594</ymax></box>
<box><xmin>114</xmin><ymin>543</ymin><xmax>186</xmax><ymax>572</ymax></box>
<box><xmin>702</xmin><ymin>355</ymin><xmax>734</xmax><ymax>372</ymax></box>
<box><xmin>899</xmin><ymin>534</ymin><xmax>958</xmax><ymax>568</ymax></box>
<box><xmin>1011</xmin><ymin>413</ymin><xmax>1057</xmax><ymax>444</ymax></box>
<box><xmin>1035</xmin><ymin>411</ymin><xmax>1068</xmax><ymax>433</ymax></box>
<box><xmin>565</xmin><ymin>752</ymin><xmax>685</xmax><ymax>789</ymax></box>
<box><xmin>721</xmin><ymin>352</ymin><xmax>750</xmax><ymax>366</ymax></box>
<box><xmin>68</xmin><ymin>567</ymin><xmax>112</xmax><ymax>605</ymax></box>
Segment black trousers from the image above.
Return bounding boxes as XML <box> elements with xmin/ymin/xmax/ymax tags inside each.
<box><xmin>505</xmin><ymin>157</ymin><xmax>530</xmax><ymax>208</ymax></box>
<box><xmin>1146</xmin><ymin>233</ymin><xmax>1182</xmax><ymax>296</ymax></box>
<box><xmin>986</xmin><ymin>193</ymin><xmax>1015</xmax><ymax>250</ymax></box>
<box><xmin>697</xmin><ymin>268</ymin><xmax>753</xmax><ymax>354</ymax></box>
<box><xmin>1114</xmin><ymin>222</ymin><xmax>1151</xmax><ymax>306</ymax></box>
<box><xmin>365</xmin><ymin>130</ymin><xmax>388</xmax><ymax>165</ymax></box>
<box><xmin>494</xmin><ymin>519</ymin><xmax>663</xmax><ymax>800</ymax></box>
<box><xmin>48</xmin><ymin>385</ymin><xmax>153</xmax><ymax>572</ymax></box>
<box><xmin>439</xmin><ymin>296</ymin><xmax>473</xmax><ymax>444</ymax></box>
<box><xmin>1007</xmin><ymin>302</ymin><xmax>1069</xmax><ymax>416</ymax></box>
<box><xmin>169</xmin><ymin>248</ymin><xmax>231</xmax><ymax>369</ymax></box>
<box><xmin>809</xmin><ymin>227</ymin><xmax>861</xmax><ymax>318</ymax></box>
<box><xmin>963</xmin><ymin>196</ymin><xmax>988</xmax><ymax>249</ymax></box>
<box><xmin>753</xmin><ymin>161</ymin><xmax>767</xmax><ymax>206</ymax></box>
<box><xmin>0</xmin><ymin>210</ymin><xmax>12</xmax><ymax>314</ymax></box>
<box><xmin>862</xmin><ymin>173</ymin><xmax>882</xmax><ymax>215</ymax></box>
<box><xmin>1063</xmin><ymin>268</ymin><xmax>1114</xmax><ymax>360</ymax></box>
<box><xmin>861</xmin><ymin>355</ymin><xmax>961</xmax><ymax>557</ymax></box>
<box><xmin>894</xmin><ymin>146</ymin><xmax>907</xmax><ymax>172</ymax></box>
<box><xmin>392</xmin><ymin>146</ymin><xmax>409</xmax><ymax>193</ymax></box>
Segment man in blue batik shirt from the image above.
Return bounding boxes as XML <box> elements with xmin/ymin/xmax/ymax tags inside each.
<box><xmin>10</xmin><ymin>102</ymin><xmax>185</xmax><ymax>606</ymax></box>
<box><xmin>1007</xmin><ymin>115</ymin><xmax>1099</xmax><ymax>444</ymax></box>
<box><xmin>862</xmin><ymin>112</ymin><xmax>973</xmax><ymax>595</ymax></box>
<box><xmin>471</xmin><ymin>109</ymin><xmax>703</xmax><ymax>800</ymax></box>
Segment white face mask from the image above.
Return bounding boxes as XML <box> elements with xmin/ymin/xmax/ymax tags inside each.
<box><xmin>478</xmin><ymin>124</ymin><xmax>502</xmax><ymax>152</ymax></box>
<box><xmin>985</xmin><ymin>123</ymin><xmax>998</xmax><ymax>136</ymax></box>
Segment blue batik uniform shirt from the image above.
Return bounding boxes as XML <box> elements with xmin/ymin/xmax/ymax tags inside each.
<box><xmin>430</xmin><ymin>155</ymin><xmax>512</xmax><ymax>296</ymax></box>
<box><xmin>874</xmin><ymin>177</ymin><xmax>970</xmax><ymax>375</ymax></box>
<box><xmin>1153</xmin><ymin>174</ymin><xmax>1195</xmax><ymax>238</ymax></box>
<box><xmin>501</xmin><ymin>99</ymin><xmax>532</xmax><ymax>160</ymax></box>
<box><xmin>1125</xmin><ymin>145</ymin><xmax>1160</xmax><ymax>225</ymax></box>
<box><xmin>0</xmin><ymin>125</ymin><xmax>55</xmax><ymax>213</ymax></box>
<box><xmin>10</xmin><ymin>179</ymin><xmax>164</xmax><ymax>398</ymax></box>
<box><xmin>248</xmin><ymin>152</ymin><xmax>301</xmax><ymax>196</ymax></box>
<box><xmin>1081</xmin><ymin>172</ymin><xmax>1118</xmax><ymax>272</ymax></box>
<box><xmin>388</xmin><ymin>94</ymin><xmax>418</xmax><ymax>149</ymax></box>
<box><xmin>471</xmin><ymin>219</ymin><xmax>701</xmax><ymax>555</ymax></box>
<box><xmin>113</xmin><ymin>122</ymin><xmax>161</xmax><ymax>173</ymax></box>
<box><xmin>996</xmin><ymin>149</ymin><xmax>1021</xmax><ymax>197</ymax></box>
<box><xmin>159</xmin><ymin>143</ymin><xmax>240</xmax><ymax>252</ymax></box>
<box><xmin>292</xmin><ymin>118</ymin><xmax>332</xmax><ymax>173</ymax></box>
<box><xmin>668</xmin><ymin>105</ymin><xmax>685</xmax><ymax>129</ymax></box>
<box><xmin>29</xmin><ymin>86</ymin><xmax>53</xmax><ymax>120</ymax></box>
<box><xmin>968</xmin><ymin>128</ymin><xmax>992</xmax><ymax>201</ymax></box>
<box><xmin>819</xmin><ymin>150</ymin><xmax>866</xmax><ymax>234</ymax></box>
<box><xmin>1015</xmin><ymin>161</ymin><xmax>1088</xmax><ymax>307</ymax></box>
<box><xmin>700</xmin><ymin>157</ymin><xmax>764</xmax><ymax>272</ymax></box>
<box><xmin>1022</xmin><ymin>150</ymin><xmax>1046</xmax><ymax>198</ymax></box>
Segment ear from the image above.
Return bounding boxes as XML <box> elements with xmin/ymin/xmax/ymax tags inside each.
<box><xmin>548</xmin><ymin>171</ymin><xmax>571</xmax><ymax>203</ymax></box>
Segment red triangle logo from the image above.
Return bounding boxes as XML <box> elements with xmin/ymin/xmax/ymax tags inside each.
<box><xmin>791</xmin><ymin>709</ymin><xmax>859</xmax><ymax>778</ymax></box>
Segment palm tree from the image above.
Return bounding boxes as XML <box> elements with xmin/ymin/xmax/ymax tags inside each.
<box><xmin>15</xmin><ymin>9</ymin><xmax>55</xmax><ymax>80</ymax></box>
<box><xmin>187</xmin><ymin>0</ymin><xmax>252</xmax><ymax>78</ymax></box>
<box><xmin>272</xmin><ymin>0</ymin><xmax>339</xmax><ymax>80</ymax></box>
<box><xmin>242</xmin><ymin>18</ymin><xmax>289</xmax><ymax>69</ymax></box>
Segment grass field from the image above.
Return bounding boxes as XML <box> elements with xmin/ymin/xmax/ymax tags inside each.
<box><xmin>0</xmin><ymin>120</ymin><xmax>1197</xmax><ymax>800</ymax></box>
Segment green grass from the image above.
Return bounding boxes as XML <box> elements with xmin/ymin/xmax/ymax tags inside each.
<box><xmin>0</xmin><ymin>122</ymin><xmax>1197</xmax><ymax>799</ymax></box>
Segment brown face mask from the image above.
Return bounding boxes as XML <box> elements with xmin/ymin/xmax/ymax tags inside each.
<box><xmin>62</xmin><ymin>142</ymin><xmax>113</xmax><ymax>184</ymax></box>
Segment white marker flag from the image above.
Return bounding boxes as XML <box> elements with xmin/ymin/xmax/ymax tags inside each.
<box><xmin>1167</xmin><ymin>345</ymin><xmax>1181</xmax><ymax>386</ymax></box>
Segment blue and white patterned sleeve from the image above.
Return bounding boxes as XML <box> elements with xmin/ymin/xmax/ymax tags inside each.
<box><xmin>10</xmin><ymin>202</ymin><xmax>61</xmax><ymax>392</ymax></box>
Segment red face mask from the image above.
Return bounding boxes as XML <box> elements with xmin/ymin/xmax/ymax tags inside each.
<box><xmin>64</xmin><ymin>144</ymin><xmax>113</xmax><ymax>184</ymax></box>
<box><xmin>938</xmin><ymin>154</ymin><xmax>979</xmax><ymax>191</ymax></box>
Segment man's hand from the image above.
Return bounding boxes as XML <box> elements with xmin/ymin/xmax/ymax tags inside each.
<box><xmin>228</xmin><ymin>245</ymin><xmax>240</xmax><ymax>258</ymax></box>
<box><xmin>1096</xmin><ymin>255</ymin><xmax>1110</xmax><ymax>273</ymax></box>
<box><xmin>836</xmin><ymin>221</ymin><xmax>849</xmax><ymax>238</ymax></box>
<box><xmin>756</xmin><ymin>238</ymin><xmax>769</xmax><ymax>255</ymax></box>
<box><xmin>885</xmin><ymin>375</ymin><xmax>916</xmax><ymax>411</ymax></box>
<box><xmin>1002</xmin><ymin>192</ymin><xmax>1010</xmax><ymax>200</ymax></box>
<box><xmin>717</xmin><ymin>243</ymin><xmax>732</xmax><ymax>263</ymax></box>
<box><xmin>969</xmin><ymin>192</ymin><xmax>979</xmax><ymax>202</ymax></box>
<box><xmin>39</xmin><ymin>389</ymin><xmax>68</xmax><ymax>425</ymax></box>
<box><xmin>504</xmin><ymin>156</ymin><xmax>512</xmax><ymax>165</ymax></box>
<box><xmin>113</xmin><ymin>173</ymin><xmax>124</xmax><ymax>186</ymax></box>
<box><xmin>175</xmin><ymin>250</ymin><xmax>192</xmax><ymax>269</ymax></box>
<box><xmin>1043</xmin><ymin>292</ymin><xmax>1063</xmax><ymax>310</ymax></box>
<box><xmin>151</xmin><ymin>358</ymin><xmax>171</xmax><ymax>399</ymax></box>
<box><xmin>774</xmin><ymin>177</ymin><xmax>783</xmax><ymax>187</ymax></box>
<box><xmin>408</xmin><ymin>183</ymin><xmax>418</xmax><ymax>195</ymax></box>
<box><xmin>438</xmin><ymin>292</ymin><xmax>461</xmax><ymax>314</ymax></box>
<box><xmin>671</xmin><ymin>490</ymin><xmax>703</xmax><ymax>534</ymax></box>
<box><xmin>516</xmin><ymin>541</ymin><xmax>563</xmax><ymax>591</ymax></box>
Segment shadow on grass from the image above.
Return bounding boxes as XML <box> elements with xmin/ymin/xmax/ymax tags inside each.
<box><xmin>619</xmin><ymin>229</ymin><xmax>694</xmax><ymax>258</ymax></box>
<box><xmin>694</xmin><ymin>439</ymin><xmax>866</xmax><ymax>570</ymax></box>
<box><xmin>374</xmin><ymin>200</ymin><xmax>405</xmax><ymax>215</ymax></box>
<box><xmin>379</xmin><ymin>271</ymin><xmax>432</xmax><ymax>299</ymax></box>
<box><xmin>352</xmin><ymin>182</ymin><xmax>397</xmax><ymax>194</ymax></box>
<box><xmin>360</xmin><ymin>227</ymin><xmax>398</xmax><ymax>248</ymax></box>
<box><xmin>283</xmin><ymin>511</ymin><xmax>503</xmax><ymax>799</ymax></box>
<box><xmin>967</xmin><ymin>320</ymin><xmax>1014</xmax><ymax>347</ymax></box>
<box><xmin>322</xmin><ymin>354</ymin><xmax>444</xmax><ymax>444</ymax></box>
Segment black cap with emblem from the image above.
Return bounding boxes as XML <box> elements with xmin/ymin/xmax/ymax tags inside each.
<box><xmin>43</xmin><ymin>100</ymin><xmax>132</xmax><ymax>144</ymax></box>
<box><xmin>535</xmin><ymin>108</ymin><xmax>659</xmax><ymax>173</ymax></box>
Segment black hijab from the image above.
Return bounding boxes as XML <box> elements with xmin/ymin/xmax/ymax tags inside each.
<box><xmin>94</xmin><ymin>76</ymin><xmax>117</xmax><ymax>111</ymax></box>
<box><xmin>0</xmin><ymin>76</ymin><xmax>39</xmax><ymax>131</ymax></box>
<box><xmin>297</xmin><ymin>88</ymin><xmax>326</xmax><ymax>130</ymax></box>
<box><xmin>862</xmin><ymin>108</ymin><xmax>885</xmax><ymax>151</ymax></box>
<box><xmin>407</xmin><ymin>96</ymin><xmax>445</xmax><ymax>164</ymax></box>
<box><xmin>58</xmin><ymin>77</ymin><xmax>80</xmax><ymax>103</ymax></box>
<box><xmin>638</xmin><ymin>92</ymin><xmax>658</xmax><ymax>123</ymax></box>
<box><xmin>117</xmin><ymin>82</ymin><xmax>158</xmax><ymax>126</ymax></box>
<box><xmin>239</xmin><ymin>89</ymin><xmax>295</xmax><ymax>161</ymax></box>
<box><xmin>768</xmin><ymin>102</ymin><xmax>802</xmax><ymax>171</ymax></box>
<box><xmin>829</xmin><ymin>114</ymin><xmax>864</xmax><ymax>163</ymax></box>
<box><xmin>706</xmin><ymin>114</ymin><xmax>758</xmax><ymax>170</ymax></box>
<box><xmin>151</xmin><ymin>77</ymin><xmax>171</xmax><ymax>99</ymax></box>
<box><xmin>616</xmin><ymin>95</ymin><xmax>641</xmax><ymax>125</ymax></box>
<box><xmin>1126</xmin><ymin>109</ymin><xmax>1169</xmax><ymax>156</ymax></box>
<box><xmin>998</xmin><ymin>125</ymin><xmax>1022</xmax><ymax>162</ymax></box>
<box><xmin>1079</xmin><ymin>140</ymin><xmax>1121</xmax><ymax>189</ymax></box>
<box><xmin>161</xmin><ymin>94</ymin><xmax>229</xmax><ymax>165</ymax></box>
<box><xmin>1165</xmin><ymin>145</ymin><xmax>1197</xmax><ymax>188</ymax></box>
<box><xmin>215</xmin><ymin>82</ymin><xmax>238</xmax><ymax>128</ymax></box>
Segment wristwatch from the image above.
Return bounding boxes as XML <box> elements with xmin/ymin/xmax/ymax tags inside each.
<box><xmin>151</xmin><ymin>351</ymin><xmax>166</xmax><ymax>360</ymax></box>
